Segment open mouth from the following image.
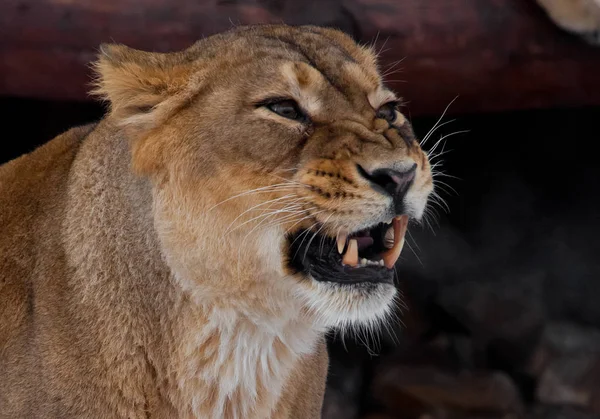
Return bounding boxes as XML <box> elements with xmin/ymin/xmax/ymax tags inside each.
<box><xmin>287</xmin><ymin>215</ymin><xmax>409</xmax><ymax>285</ymax></box>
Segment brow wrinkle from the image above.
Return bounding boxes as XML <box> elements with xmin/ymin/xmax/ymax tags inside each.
<box><xmin>255</xmin><ymin>34</ymin><xmax>357</xmax><ymax>103</ymax></box>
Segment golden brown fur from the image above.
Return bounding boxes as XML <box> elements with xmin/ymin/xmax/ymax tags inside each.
<box><xmin>537</xmin><ymin>0</ymin><xmax>600</xmax><ymax>44</ymax></box>
<box><xmin>0</xmin><ymin>24</ymin><xmax>433</xmax><ymax>418</ymax></box>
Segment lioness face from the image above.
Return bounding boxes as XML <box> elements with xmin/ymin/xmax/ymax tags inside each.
<box><xmin>97</xmin><ymin>25</ymin><xmax>433</xmax><ymax>328</ymax></box>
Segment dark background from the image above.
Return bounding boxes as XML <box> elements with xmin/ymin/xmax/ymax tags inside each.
<box><xmin>2</xmin><ymin>0</ymin><xmax>600</xmax><ymax>418</ymax></box>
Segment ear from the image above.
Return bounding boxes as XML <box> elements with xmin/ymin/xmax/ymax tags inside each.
<box><xmin>91</xmin><ymin>44</ymin><xmax>195</xmax><ymax>130</ymax></box>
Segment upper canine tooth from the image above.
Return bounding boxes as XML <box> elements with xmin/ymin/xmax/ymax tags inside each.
<box><xmin>336</xmin><ymin>231</ymin><xmax>348</xmax><ymax>254</ymax></box>
<box><xmin>342</xmin><ymin>239</ymin><xmax>359</xmax><ymax>267</ymax></box>
<box><xmin>382</xmin><ymin>215</ymin><xmax>409</xmax><ymax>268</ymax></box>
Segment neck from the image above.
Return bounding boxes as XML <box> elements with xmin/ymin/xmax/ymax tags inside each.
<box><xmin>165</xmin><ymin>297</ymin><xmax>320</xmax><ymax>418</ymax></box>
<box><xmin>69</xmin><ymin>125</ymin><xmax>323</xmax><ymax>417</ymax></box>
<box><xmin>149</xmin><ymin>186</ymin><xmax>323</xmax><ymax>417</ymax></box>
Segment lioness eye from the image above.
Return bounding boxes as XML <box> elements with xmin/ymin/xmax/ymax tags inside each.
<box><xmin>376</xmin><ymin>102</ymin><xmax>398</xmax><ymax>123</ymax></box>
<box><xmin>266</xmin><ymin>100</ymin><xmax>305</xmax><ymax>121</ymax></box>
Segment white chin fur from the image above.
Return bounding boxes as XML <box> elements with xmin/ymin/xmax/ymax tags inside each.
<box><xmin>293</xmin><ymin>277</ymin><xmax>397</xmax><ymax>330</ymax></box>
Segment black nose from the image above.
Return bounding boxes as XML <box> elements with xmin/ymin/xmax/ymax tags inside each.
<box><xmin>357</xmin><ymin>164</ymin><xmax>417</xmax><ymax>210</ymax></box>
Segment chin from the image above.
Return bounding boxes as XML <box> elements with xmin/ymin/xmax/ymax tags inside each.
<box><xmin>292</xmin><ymin>277</ymin><xmax>397</xmax><ymax>329</ymax></box>
<box><xmin>285</xmin><ymin>216</ymin><xmax>410</xmax><ymax>329</ymax></box>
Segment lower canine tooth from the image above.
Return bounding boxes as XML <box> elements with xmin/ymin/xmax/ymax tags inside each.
<box><xmin>342</xmin><ymin>239</ymin><xmax>359</xmax><ymax>266</ymax></box>
<box><xmin>382</xmin><ymin>215</ymin><xmax>409</xmax><ymax>268</ymax></box>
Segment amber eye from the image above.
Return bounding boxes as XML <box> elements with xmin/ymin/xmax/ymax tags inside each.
<box><xmin>266</xmin><ymin>99</ymin><xmax>306</xmax><ymax>122</ymax></box>
<box><xmin>376</xmin><ymin>102</ymin><xmax>398</xmax><ymax>123</ymax></box>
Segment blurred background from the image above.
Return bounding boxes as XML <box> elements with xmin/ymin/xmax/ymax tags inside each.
<box><xmin>1</xmin><ymin>0</ymin><xmax>600</xmax><ymax>418</ymax></box>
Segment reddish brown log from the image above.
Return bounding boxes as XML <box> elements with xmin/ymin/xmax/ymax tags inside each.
<box><xmin>1</xmin><ymin>0</ymin><xmax>599</xmax><ymax>116</ymax></box>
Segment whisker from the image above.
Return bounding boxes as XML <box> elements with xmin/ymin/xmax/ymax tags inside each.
<box><xmin>319</xmin><ymin>220</ymin><xmax>338</xmax><ymax>256</ymax></box>
<box><xmin>406</xmin><ymin>229</ymin><xmax>420</xmax><ymax>251</ymax></box>
<box><xmin>302</xmin><ymin>214</ymin><xmax>334</xmax><ymax>262</ymax></box>
<box><xmin>239</xmin><ymin>206</ymin><xmax>305</xmax><ymax>248</ymax></box>
<box><xmin>381</xmin><ymin>308</ymin><xmax>400</xmax><ymax>346</ymax></box>
<box><xmin>378</xmin><ymin>37</ymin><xmax>391</xmax><ymax>57</ymax></box>
<box><xmin>428</xmin><ymin>148</ymin><xmax>454</xmax><ymax>162</ymax></box>
<box><xmin>381</xmin><ymin>57</ymin><xmax>406</xmax><ymax>76</ymax></box>
<box><xmin>275</xmin><ymin>166</ymin><xmax>301</xmax><ymax>173</ymax></box>
<box><xmin>284</xmin><ymin>209</ymin><xmax>328</xmax><ymax>236</ymax></box>
<box><xmin>225</xmin><ymin>197</ymin><xmax>308</xmax><ymax>235</ymax></box>
<box><xmin>370</xmin><ymin>30</ymin><xmax>381</xmax><ymax>52</ymax></box>
<box><xmin>224</xmin><ymin>194</ymin><xmax>299</xmax><ymax>233</ymax></box>
<box><xmin>268</xmin><ymin>174</ymin><xmax>309</xmax><ymax>187</ymax></box>
<box><xmin>404</xmin><ymin>239</ymin><xmax>423</xmax><ymax>267</ymax></box>
<box><xmin>432</xmin><ymin>172</ymin><xmax>461</xmax><ymax>180</ymax></box>
<box><xmin>434</xmin><ymin>180</ymin><xmax>458</xmax><ymax>196</ymax></box>
<box><xmin>234</xmin><ymin>205</ymin><xmax>316</xmax><ymax>279</ymax></box>
<box><xmin>266</xmin><ymin>213</ymin><xmax>312</xmax><ymax>232</ymax></box>
<box><xmin>427</xmin><ymin>130</ymin><xmax>469</xmax><ymax>156</ymax></box>
<box><xmin>420</xmin><ymin>96</ymin><xmax>459</xmax><ymax>146</ymax></box>
<box><xmin>292</xmin><ymin>222</ymin><xmax>320</xmax><ymax>260</ymax></box>
<box><xmin>422</xmin><ymin>207</ymin><xmax>439</xmax><ymax>233</ymax></box>
<box><xmin>208</xmin><ymin>183</ymin><xmax>300</xmax><ymax>211</ymax></box>
<box><xmin>420</xmin><ymin>118</ymin><xmax>456</xmax><ymax>147</ymax></box>
<box><xmin>429</xmin><ymin>192</ymin><xmax>451</xmax><ymax>213</ymax></box>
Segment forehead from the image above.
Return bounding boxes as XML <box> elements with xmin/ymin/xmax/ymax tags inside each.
<box><xmin>197</xmin><ymin>25</ymin><xmax>396</xmax><ymax>110</ymax></box>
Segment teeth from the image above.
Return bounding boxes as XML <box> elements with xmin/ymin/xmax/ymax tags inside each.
<box><xmin>356</xmin><ymin>258</ymin><xmax>382</xmax><ymax>267</ymax></box>
<box><xmin>342</xmin><ymin>239</ymin><xmax>359</xmax><ymax>266</ymax></box>
<box><xmin>340</xmin><ymin>217</ymin><xmax>408</xmax><ymax>269</ymax></box>
<box><xmin>337</xmin><ymin>231</ymin><xmax>348</xmax><ymax>254</ymax></box>
<box><xmin>382</xmin><ymin>215</ymin><xmax>409</xmax><ymax>269</ymax></box>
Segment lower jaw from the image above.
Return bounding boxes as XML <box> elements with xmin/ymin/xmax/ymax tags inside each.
<box><xmin>306</xmin><ymin>266</ymin><xmax>395</xmax><ymax>286</ymax></box>
<box><xmin>296</xmin><ymin>276</ymin><xmax>398</xmax><ymax>328</ymax></box>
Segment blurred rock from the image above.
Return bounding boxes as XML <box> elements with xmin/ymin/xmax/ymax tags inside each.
<box><xmin>534</xmin><ymin>322</ymin><xmax>600</xmax><ymax>413</ymax></box>
<box><xmin>527</xmin><ymin>405</ymin><xmax>600</xmax><ymax>419</ymax></box>
<box><xmin>531</xmin><ymin>206</ymin><xmax>600</xmax><ymax>328</ymax></box>
<box><xmin>436</xmin><ymin>271</ymin><xmax>545</xmax><ymax>371</ymax></box>
<box><xmin>371</xmin><ymin>363</ymin><xmax>523</xmax><ymax>417</ymax></box>
<box><xmin>541</xmin><ymin>322</ymin><xmax>600</xmax><ymax>355</ymax></box>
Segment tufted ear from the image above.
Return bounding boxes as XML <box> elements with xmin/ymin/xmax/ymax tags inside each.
<box><xmin>91</xmin><ymin>43</ymin><xmax>197</xmax><ymax>130</ymax></box>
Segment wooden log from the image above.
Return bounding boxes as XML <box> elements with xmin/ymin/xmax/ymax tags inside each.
<box><xmin>1</xmin><ymin>0</ymin><xmax>599</xmax><ymax>116</ymax></box>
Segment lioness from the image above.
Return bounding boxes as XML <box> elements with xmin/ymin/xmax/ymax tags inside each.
<box><xmin>0</xmin><ymin>24</ymin><xmax>433</xmax><ymax>418</ymax></box>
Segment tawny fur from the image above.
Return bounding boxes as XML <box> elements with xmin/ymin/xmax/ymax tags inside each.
<box><xmin>0</xmin><ymin>24</ymin><xmax>433</xmax><ymax>418</ymax></box>
<box><xmin>536</xmin><ymin>0</ymin><xmax>600</xmax><ymax>44</ymax></box>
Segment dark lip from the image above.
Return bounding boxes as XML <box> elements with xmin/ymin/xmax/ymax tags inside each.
<box><xmin>285</xmin><ymin>227</ymin><xmax>395</xmax><ymax>286</ymax></box>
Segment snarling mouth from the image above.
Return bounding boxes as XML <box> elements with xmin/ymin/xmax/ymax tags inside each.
<box><xmin>287</xmin><ymin>216</ymin><xmax>409</xmax><ymax>285</ymax></box>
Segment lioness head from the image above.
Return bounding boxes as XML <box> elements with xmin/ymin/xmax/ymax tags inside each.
<box><xmin>93</xmin><ymin>24</ymin><xmax>433</xmax><ymax>330</ymax></box>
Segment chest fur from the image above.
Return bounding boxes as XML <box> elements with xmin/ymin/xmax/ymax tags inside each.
<box><xmin>167</xmin><ymin>307</ymin><xmax>319</xmax><ymax>419</ymax></box>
